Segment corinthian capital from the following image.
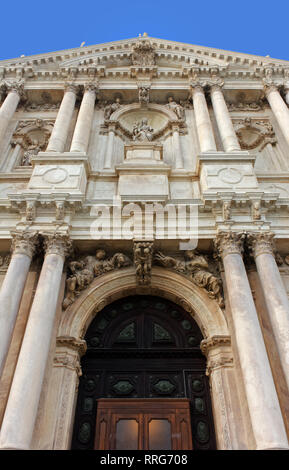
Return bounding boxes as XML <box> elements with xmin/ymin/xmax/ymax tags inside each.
<box><xmin>4</xmin><ymin>79</ymin><xmax>25</xmax><ymax>97</ymax></box>
<box><xmin>189</xmin><ymin>80</ymin><xmax>204</xmax><ymax>94</ymax></box>
<box><xmin>247</xmin><ymin>231</ymin><xmax>275</xmax><ymax>258</ymax></box>
<box><xmin>209</xmin><ymin>78</ymin><xmax>224</xmax><ymax>93</ymax></box>
<box><xmin>43</xmin><ymin>233</ymin><xmax>73</xmax><ymax>258</ymax></box>
<box><xmin>10</xmin><ymin>231</ymin><xmax>39</xmax><ymax>259</ymax></box>
<box><xmin>263</xmin><ymin>78</ymin><xmax>279</xmax><ymax>96</ymax></box>
<box><xmin>64</xmin><ymin>82</ymin><xmax>79</xmax><ymax>94</ymax></box>
<box><xmin>214</xmin><ymin>231</ymin><xmax>245</xmax><ymax>259</ymax></box>
<box><xmin>84</xmin><ymin>81</ymin><xmax>99</xmax><ymax>94</ymax></box>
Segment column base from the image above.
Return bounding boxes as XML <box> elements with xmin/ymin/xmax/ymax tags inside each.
<box><xmin>0</xmin><ymin>443</ymin><xmax>30</xmax><ymax>450</ymax></box>
<box><xmin>256</xmin><ymin>444</ymin><xmax>289</xmax><ymax>450</ymax></box>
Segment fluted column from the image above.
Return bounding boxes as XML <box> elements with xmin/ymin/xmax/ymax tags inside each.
<box><xmin>0</xmin><ymin>232</ymin><xmax>38</xmax><ymax>377</ymax></box>
<box><xmin>0</xmin><ymin>234</ymin><xmax>72</xmax><ymax>450</ymax></box>
<box><xmin>70</xmin><ymin>83</ymin><xmax>98</xmax><ymax>153</ymax></box>
<box><xmin>191</xmin><ymin>85</ymin><xmax>217</xmax><ymax>152</ymax></box>
<box><xmin>172</xmin><ymin>123</ymin><xmax>183</xmax><ymax>169</ymax></box>
<box><xmin>248</xmin><ymin>232</ymin><xmax>289</xmax><ymax>394</ymax></box>
<box><xmin>0</xmin><ymin>80</ymin><xmax>24</xmax><ymax>146</ymax></box>
<box><xmin>210</xmin><ymin>84</ymin><xmax>241</xmax><ymax>152</ymax></box>
<box><xmin>264</xmin><ymin>83</ymin><xmax>289</xmax><ymax>146</ymax></box>
<box><xmin>215</xmin><ymin>231</ymin><xmax>288</xmax><ymax>450</ymax></box>
<box><xmin>46</xmin><ymin>83</ymin><xmax>78</xmax><ymax>152</ymax></box>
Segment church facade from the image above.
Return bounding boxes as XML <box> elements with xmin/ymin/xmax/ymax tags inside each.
<box><xmin>0</xmin><ymin>35</ymin><xmax>288</xmax><ymax>450</ymax></box>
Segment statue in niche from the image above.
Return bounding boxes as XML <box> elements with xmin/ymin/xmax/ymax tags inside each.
<box><xmin>166</xmin><ymin>96</ymin><xmax>185</xmax><ymax>120</ymax></box>
<box><xmin>154</xmin><ymin>250</ymin><xmax>224</xmax><ymax>307</ymax></box>
<box><xmin>104</xmin><ymin>98</ymin><xmax>121</xmax><ymax>120</ymax></box>
<box><xmin>21</xmin><ymin>138</ymin><xmax>42</xmax><ymax>166</ymax></box>
<box><xmin>63</xmin><ymin>249</ymin><xmax>132</xmax><ymax>309</ymax></box>
<box><xmin>132</xmin><ymin>118</ymin><xmax>154</xmax><ymax>141</ymax></box>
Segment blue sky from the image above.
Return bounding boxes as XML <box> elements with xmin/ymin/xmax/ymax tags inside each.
<box><xmin>1</xmin><ymin>0</ymin><xmax>288</xmax><ymax>61</ymax></box>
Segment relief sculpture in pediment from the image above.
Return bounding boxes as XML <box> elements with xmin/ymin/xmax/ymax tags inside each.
<box><xmin>131</xmin><ymin>40</ymin><xmax>156</xmax><ymax>66</ymax></box>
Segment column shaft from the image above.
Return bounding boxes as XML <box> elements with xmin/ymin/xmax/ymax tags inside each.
<box><xmin>192</xmin><ymin>86</ymin><xmax>216</xmax><ymax>152</ymax></box>
<box><xmin>0</xmin><ymin>233</ymin><xmax>37</xmax><ymax>377</ymax></box>
<box><xmin>210</xmin><ymin>86</ymin><xmax>241</xmax><ymax>152</ymax></box>
<box><xmin>172</xmin><ymin>128</ymin><xmax>183</xmax><ymax>169</ymax></box>
<box><xmin>265</xmin><ymin>86</ymin><xmax>289</xmax><ymax>146</ymax></box>
<box><xmin>70</xmin><ymin>85</ymin><xmax>97</xmax><ymax>153</ymax></box>
<box><xmin>104</xmin><ymin>130</ymin><xmax>114</xmax><ymax>169</ymax></box>
<box><xmin>46</xmin><ymin>85</ymin><xmax>77</xmax><ymax>152</ymax></box>
<box><xmin>0</xmin><ymin>235</ymin><xmax>71</xmax><ymax>450</ymax></box>
<box><xmin>215</xmin><ymin>233</ymin><xmax>288</xmax><ymax>449</ymax></box>
<box><xmin>249</xmin><ymin>233</ymin><xmax>289</xmax><ymax>393</ymax></box>
<box><xmin>0</xmin><ymin>91</ymin><xmax>21</xmax><ymax>146</ymax></box>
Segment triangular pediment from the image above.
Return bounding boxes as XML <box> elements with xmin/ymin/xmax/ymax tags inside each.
<box><xmin>1</xmin><ymin>36</ymin><xmax>288</xmax><ymax>72</ymax></box>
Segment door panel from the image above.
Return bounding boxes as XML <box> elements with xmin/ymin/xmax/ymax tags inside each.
<box><xmin>94</xmin><ymin>399</ymin><xmax>193</xmax><ymax>450</ymax></box>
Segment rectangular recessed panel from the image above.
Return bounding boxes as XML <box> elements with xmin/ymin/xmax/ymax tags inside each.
<box><xmin>149</xmin><ymin>419</ymin><xmax>172</xmax><ymax>450</ymax></box>
<box><xmin>115</xmin><ymin>419</ymin><xmax>139</xmax><ymax>450</ymax></box>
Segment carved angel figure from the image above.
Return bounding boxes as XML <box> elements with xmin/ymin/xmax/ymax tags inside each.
<box><xmin>63</xmin><ymin>249</ymin><xmax>131</xmax><ymax>309</ymax></box>
<box><xmin>166</xmin><ymin>96</ymin><xmax>185</xmax><ymax>120</ymax></box>
<box><xmin>104</xmin><ymin>98</ymin><xmax>121</xmax><ymax>120</ymax></box>
<box><xmin>155</xmin><ymin>250</ymin><xmax>224</xmax><ymax>307</ymax></box>
<box><xmin>21</xmin><ymin>138</ymin><xmax>42</xmax><ymax>166</ymax></box>
<box><xmin>132</xmin><ymin>118</ymin><xmax>154</xmax><ymax>141</ymax></box>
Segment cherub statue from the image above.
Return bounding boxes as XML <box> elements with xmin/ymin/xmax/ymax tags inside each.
<box><xmin>155</xmin><ymin>250</ymin><xmax>224</xmax><ymax>307</ymax></box>
<box><xmin>63</xmin><ymin>249</ymin><xmax>131</xmax><ymax>309</ymax></box>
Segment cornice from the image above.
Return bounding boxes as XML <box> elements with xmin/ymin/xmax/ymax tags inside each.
<box><xmin>1</xmin><ymin>37</ymin><xmax>289</xmax><ymax>67</ymax></box>
<box><xmin>1</xmin><ymin>38</ymin><xmax>288</xmax><ymax>87</ymax></box>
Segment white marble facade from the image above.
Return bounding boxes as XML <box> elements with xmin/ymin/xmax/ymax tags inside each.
<box><xmin>0</xmin><ymin>35</ymin><xmax>289</xmax><ymax>450</ymax></box>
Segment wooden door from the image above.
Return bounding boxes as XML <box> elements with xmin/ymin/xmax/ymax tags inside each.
<box><xmin>94</xmin><ymin>399</ymin><xmax>193</xmax><ymax>450</ymax></box>
<box><xmin>72</xmin><ymin>296</ymin><xmax>216</xmax><ymax>450</ymax></box>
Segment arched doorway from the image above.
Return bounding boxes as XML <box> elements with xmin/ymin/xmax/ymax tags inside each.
<box><xmin>71</xmin><ymin>295</ymin><xmax>216</xmax><ymax>450</ymax></box>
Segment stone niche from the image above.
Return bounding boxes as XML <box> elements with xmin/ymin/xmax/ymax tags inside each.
<box><xmin>112</xmin><ymin>103</ymin><xmax>174</xmax><ymax>200</ymax></box>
